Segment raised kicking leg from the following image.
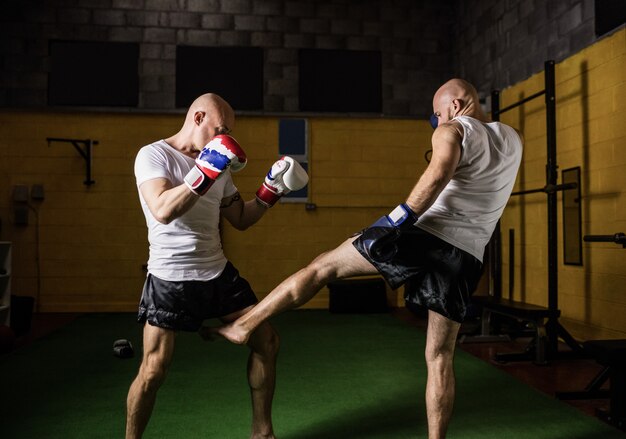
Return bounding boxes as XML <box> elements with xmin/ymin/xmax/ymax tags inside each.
<box><xmin>216</xmin><ymin>237</ymin><xmax>378</xmax><ymax>345</ymax></box>
<box><xmin>424</xmin><ymin>310</ymin><xmax>461</xmax><ymax>439</ymax></box>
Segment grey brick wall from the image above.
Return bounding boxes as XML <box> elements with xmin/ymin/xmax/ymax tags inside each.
<box><xmin>0</xmin><ymin>0</ymin><xmax>606</xmax><ymax>116</ymax></box>
<box><xmin>0</xmin><ymin>0</ymin><xmax>457</xmax><ymax>116</ymax></box>
<box><xmin>454</xmin><ymin>0</ymin><xmax>597</xmax><ymax>99</ymax></box>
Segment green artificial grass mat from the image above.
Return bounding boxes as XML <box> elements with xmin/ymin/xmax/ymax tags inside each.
<box><xmin>0</xmin><ymin>310</ymin><xmax>624</xmax><ymax>438</ymax></box>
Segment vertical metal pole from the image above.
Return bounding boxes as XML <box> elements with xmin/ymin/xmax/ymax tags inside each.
<box><xmin>489</xmin><ymin>90</ymin><xmax>502</xmax><ymax>299</ymax></box>
<box><xmin>491</xmin><ymin>90</ymin><xmax>500</xmax><ymax>122</ymax></box>
<box><xmin>544</xmin><ymin>60</ymin><xmax>558</xmax><ymax>356</ymax></box>
<box><xmin>509</xmin><ymin>229</ymin><xmax>515</xmax><ymax>297</ymax></box>
<box><xmin>86</xmin><ymin>139</ymin><xmax>94</xmax><ymax>185</ymax></box>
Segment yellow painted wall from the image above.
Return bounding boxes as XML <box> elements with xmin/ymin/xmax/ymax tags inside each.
<box><xmin>0</xmin><ymin>110</ymin><xmax>431</xmax><ymax>312</ymax></box>
<box><xmin>1</xmin><ymin>29</ymin><xmax>623</xmax><ymax>342</ymax></box>
<box><xmin>499</xmin><ymin>28</ymin><xmax>626</xmax><ymax>340</ymax></box>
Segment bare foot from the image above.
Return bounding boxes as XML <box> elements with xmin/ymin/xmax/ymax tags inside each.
<box><xmin>213</xmin><ymin>322</ymin><xmax>250</xmax><ymax>345</ymax></box>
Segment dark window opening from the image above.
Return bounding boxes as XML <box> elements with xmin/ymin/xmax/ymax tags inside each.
<box><xmin>176</xmin><ymin>46</ymin><xmax>263</xmax><ymax>111</ymax></box>
<box><xmin>595</xmin><ymin>0</ymin><xmax>626</xmax><ymax>37</ymax></box>
<box><xmin>48</xmin><ymin>40</ymin><xmax>139</xmax><ymax>107</ymax></box>
<box><xmin>299</xmin><ymin>49</ymin><xmax>382</xmax><ymax>113</ymax></box>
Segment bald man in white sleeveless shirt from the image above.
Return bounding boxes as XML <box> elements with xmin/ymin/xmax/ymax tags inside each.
<box><xmin>215</xmin><ymin>79</ymin><xmax>523</xmax><ymax>439</ymax></box>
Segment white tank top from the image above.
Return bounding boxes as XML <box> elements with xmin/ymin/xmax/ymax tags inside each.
<box><xmin>134</xmin><ymin>140</ymin><xmax>238</xmax><ymax>281</ymax></box>
<box><xmin>416</xmin><ymin>116</ymin><xmax>522</xmax><ymax>262</ymax></box>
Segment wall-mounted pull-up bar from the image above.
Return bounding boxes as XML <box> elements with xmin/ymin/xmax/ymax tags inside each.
<box><xmin>472</xmin><ymin>60</ymin><xmax>586</xmax><ymax>363</ymax></box>
<box><xmin>46</xmin><ymin>137</ymin><xmax>98</xmax><ymax>186</ymax></box>
<box><xmin>511</xmin><ymin>181</ymin><xmax>578</xmax><ymax>196</ymax></box>
<box><xmin>496</xmin><ymin>89</ymin><xmax>546</xmax><ymax>113</ymax></box>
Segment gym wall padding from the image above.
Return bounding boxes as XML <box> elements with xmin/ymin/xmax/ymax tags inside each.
<box><xmin>499</xmin><ymin>28</ymin><xmax>626</xmax><ymax>341</ymax></box>
<box><xmin>0</xmin><ymin>111</ymin><xmax>429</xmax><ymax>312</ymax></box>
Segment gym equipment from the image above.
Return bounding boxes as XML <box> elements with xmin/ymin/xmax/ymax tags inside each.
<box><xmin>558</xmin><ymin>339</ymin><xmax>626</xmax><ymax>431</ymax></box>
<box><xmin>46</xmin><ymin>137</ymin><xmax>98</xmax><ymax>186</ymax></box>
<box><xmin>583</xmin><ymin>232</ymin><xmax>626</xmax><ymax>248</ymax></box>
<box><xmin>112</xmin><ymin>339</ymin><xmax>134</xmax><ymax>359</ymax></box>
<box><xmin>555</xmin><ymin>233</ymin><xmax>626</xmax><ymax>431</ymax></box>
<box><xmin>466</xmin><ymin>60</ymin><xmax>584</xmax><ymax>364</ymax></box>
<box><xmin>562</xmin><ymin>167</ymin><xmax>583</xmax><ymax>265</ymax></box>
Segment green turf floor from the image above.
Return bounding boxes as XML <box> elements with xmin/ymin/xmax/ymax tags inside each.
<box><xmin>0</xmin><ymin>310</ymin><xmax>624</xmax><ymax>438</ymax></box>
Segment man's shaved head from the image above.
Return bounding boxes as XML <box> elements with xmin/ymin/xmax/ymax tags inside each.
<box><xmin>434</xmin><ymin>79</ymin><xmax>479</xmax><ymax>108</ymax></box>
<box><xmin>432</xmin><ymin>78</ymin><xmax>486</xmax><ymax>125</ymax></box>
<box><xmin>186</xmin><ymin>93</ymin><xmax>234</xmax><ymax>129</ymax></box>
<box><xmin>166</xmin><ymin>93</ymin><xmax>236</xmax><ymax>157</ymax></box>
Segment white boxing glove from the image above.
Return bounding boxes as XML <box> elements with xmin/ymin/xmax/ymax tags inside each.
<box><xmin>256</xmin><ymin>156</ymin><xmax>309</xmax><ymax>207</ymax></box>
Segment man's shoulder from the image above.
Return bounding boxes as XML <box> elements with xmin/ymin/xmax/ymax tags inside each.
<box><xmin>139</xmin><ymin>139</ymin><xmax>167</xmax><ymax>155</ymax></box>
<box><xmin>435</xmin><ymin>120</ymin><xmax>465</xmax><ymax>143</ymax></box>
<box><xmin>454</xmin><ymin>115</ymin><xmax>486</xmax><ymax>130</ymax></box>
<box><xmin>137</xmin><ymin>140</ymin><xmax>185</xmax><ymax>164</ymax></box>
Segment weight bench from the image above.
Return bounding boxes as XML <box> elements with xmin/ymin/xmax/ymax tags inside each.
<box><xmin>556</xmin><ymin>339</ymin><xmax>626</xmax><ymax>431</ymax></box>
<box><xmin>471</xmin><ymin>295</ymin><xmax>561</xmax><ymax>365</ymax></box>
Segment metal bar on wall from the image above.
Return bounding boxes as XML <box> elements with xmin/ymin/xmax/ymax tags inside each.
<box><xmin>488</xmin><ymin>89</ymin><xmax>503</xmax><ymax>299</ymax></box>
<box><xmin>544</xmin><ymin>60</ymin><xmax>559</xmax><ymax>354</ymax></box>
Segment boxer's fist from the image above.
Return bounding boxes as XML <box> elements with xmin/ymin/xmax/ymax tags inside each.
<box><xmin>184</xmin><ymin>134</ymin><xmax>247</xmax><ymax>195</ymax></box>
<box><xmin>196</xmin><ymin>134</ymin><xmax>247</xmax><ymax>177</ymax></box>
<box><xmin>256</xmin><ymin>156</ymin><xmax>309</xmax><ymax>207</ymax></box>
<box><xmin>362</xmin><ymin>204</ymin><xmax>419</xmax><ymax>262</ymax></box>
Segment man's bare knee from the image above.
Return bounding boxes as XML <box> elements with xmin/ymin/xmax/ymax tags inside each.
<box><xmin>425</xmin><ymin>339</ymin><xmax>457</xmax><ymax>364</ymax></box>
<box><xmin>425</xmin><ymin>349</ymin><xmax>455</xmax><ymax>370</ymax></box>
<box><xmin>281</xmin><ymin>260</ymin><xmax>336</xmax><ymax>309</ymax></box>
<box><xmin>307</xmin><ymin>257</ymin><xmax>338</xmax><ymax>285</ymax></box>
<box><xmin>425</xmin><ymin>312</ymin><xmax>460</xmax><ymax>365</ymax></box>
<box><xmin>138</xmin><ymin>355</ymin><xmax>169</xmax><ymax>392</ymax></box>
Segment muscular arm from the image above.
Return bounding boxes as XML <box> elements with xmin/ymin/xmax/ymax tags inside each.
<box><xmin>406</xmin><ymin>122</ymin><xmax>462</xmax><ymax>215</ymax></box>
<box><xmin>139</xmin><ymin>178</ymin><xmax>199</xmax><ymax>224</ymax></box>
<box><xmin>220</xmin><ymin>192</ymin><xmax>268</xmax><ymax>231</ymax></box>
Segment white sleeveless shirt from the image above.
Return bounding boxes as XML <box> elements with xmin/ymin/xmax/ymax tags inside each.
<box><xmin>416</xmin><ymin>116</ymin><xmax>522</xmax><ymax>262</ymax></box>
<box><xmin>134</xmin><ymin>140</ymin><xmax>238</xmax><ymax>281</ymax></box>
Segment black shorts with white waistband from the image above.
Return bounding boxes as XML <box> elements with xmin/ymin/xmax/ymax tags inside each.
<box><xmin>352</xmin><ymin>227</ymin><xmax>483</xmax><ymax>323</ymax></box>
<box><xmin>137</xmin><ymin>261</ymin><xmax>258</xmax><ymax>331</ymax></box>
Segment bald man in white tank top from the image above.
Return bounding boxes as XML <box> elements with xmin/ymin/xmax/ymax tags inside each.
<box><xmin>214</xmin><ymin>80</ymin><xmax>523</xmax><ymax>439</ymax></box>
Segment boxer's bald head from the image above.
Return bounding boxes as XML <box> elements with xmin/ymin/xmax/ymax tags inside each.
<box><xmin>171</xmin><ymin>93</ymin><xmax>235</xmax><ymax>155</ymax></box>
<box><xmin>432</xmin><ymin>79</ymin><xmax>487</xmax><ymax>126</ymax></box>
<box><xmin>185</xmin><ymin>93</ymin><xmax>234</xmax><ymax>134</ymax></box>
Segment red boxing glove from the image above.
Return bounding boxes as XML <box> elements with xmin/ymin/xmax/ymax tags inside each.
<box><xmin>184</xmin><ymin>134</ymin><xmax>247</xmax><ymax>195</ymax></box>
